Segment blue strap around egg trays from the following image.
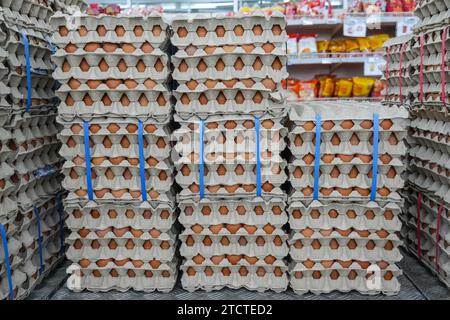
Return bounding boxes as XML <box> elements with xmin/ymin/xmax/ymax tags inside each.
<box><xmin>198</xmin><ymin>116</ymin><xmax>262</xmax><ymax>200</ymax></box>
<box><xmin>83</xmin><ymin>120</ymin><xmax>149</xmax><ymax>202</ymax></box>
<box><xmin>312</xmin><ymin>113</ymin><xmax>380</xmax><ymax>201</ymax></box>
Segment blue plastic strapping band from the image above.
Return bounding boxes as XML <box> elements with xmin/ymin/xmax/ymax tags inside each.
<box><xmin>44</xmin><ymin>35</ymin><xmax>56</xmax><ymax>54</ymax></box>
<box><xmin>255</xmin><ymin>116</ymin><xmax>262</xmax><ymax>197</ymax></box>
<box><xmin>21</xmin><ymin>31</ymin><xmax>32</xmax><ymax>113</ymax></box>
<box><xmin>199</xmin><ymin>119</ymin><xmax>205</xmax><ymax>200</ymax></box>
<box><xmin>313</xmin><ymin>114</ymin><xmax>322</xmax><ymax>201</ymax></box>
<box><xmin>33</xmin><ymin>206</ymin><xmax>44</xmax><ymax>275</ymax></box>
<box><xmin>83</xmin><ymin>121</ymin><xmax>94</xmax><ymax>200</ymax></box>
<box><xmin>138</xmin><ymin>120</ymin><xmax>148</xmax><ymax>201</ymax></box>
<box><xmin>370</xmin><ymin>113</ymin><xmax>380</xmax><ymax>201</ymax></box>
<box><xmin>0</xmin><ymin>224</ymin><xmax>14</xmax><ymax>300</ymax></box>
<box><xmin>56</xmin><ymin>194</ymin><xmax>65</xmax><ymax>256</ymax></box>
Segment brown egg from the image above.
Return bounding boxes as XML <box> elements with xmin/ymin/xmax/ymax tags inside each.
<box><xmin>388</xmin><ymin>134</ymin><xmax>398</xmax><ymax>145</ymax></box>
<box><xmin>238</xmin><ymin>266</ymin><xmax>249</xmax><ymax>277</ymax></box>
<box><xmin>193</xmin><ymin>254</ymin><xmax>205</xmax><ymax>264</ymax></box>
<box><xmin>358</xmin><ymin>154</ymin><xmax>372</xmax><ymax>163</ymax></box>
<box><xmin>348</xmin><ymin>270</ymin><xmax>358</xmax><ymax>280</ymax></box>
<box><xmin>380</xmin><ymin>154</ymin><xmax>392</xmax><ymax>164</ymax></box>
<box><xmin>186</xmin><ymin>267</ymin><xmax>196</xmax><ymax>276</ymax></box>
<box><xmin>115</xmin><ymin>25</ymin><xmax>126</xmax><ymax>37</ymax></box>
<box><xmin>322</xmin><ymin>121</ymin><xmax>334</xmax><ymax>130</ymax></box>
<box><xmin>68</xmin><ymin>78</ymin><xmax>81</xmax><ymax>89</ymax></box>
<box><xmin>96</xmin><ymin>259</ymin><xmax>111</xmax><ymax>267</ymax></box>
<box><xmin>336</xmin><ymin>187</ymin><xmax>352</xmax><ymax>196</ymax></box>
<box><xmin>149</xmin><ymin>259</ymin><xmax>161</xmax><ymax>269</ymax></box>
<box><xmin>226</xmin><ymin>224</ymin><xmax>241</xmax><ymax>234</ymax></box>
<box><xmin>242</xmin><ymin>44</ymin><xmax>255</xmax><ymax>53</ymax></box>
<box><xmin>209</xmin><ymin>224</ymin><xmax>222</xmax><ymax>234</ymax></box>
<box><xmin>202</xmin><ymin>236</ymin><xmax>213</xmax><ymax>246</ymax></box>
<box><xmin>301</xmin><ymin>228</ymin><xmax>314</xmax><ymax>237</ymax></box>
<box><xmin>84</xmin><ymin>43</ymin><xmax>101</xmax><ymax>52</ymax></box>
<box><xmin>329</xmin><ymin>239</ymin><xmax>339</xmax><ymax>249</ymax></box>
<box><xmin>141</xmin><ymin>42</ymin><xmax>154</xmax><ymax>53</ymax></box>
<box><xmin>338</xmin><ymin>154</ymin><xmax>353</xmax><ymax>162</ymax></box>
<box><xmin>73</xmin><ymin>239</ymin><xmax>83</xmax><ymax>249</ymax></box>
<box><xmin>384</xmin><ymin>241</ymin><xmax>394</xmax><ymax>250</ymax></box>
<box><xmin>243</xmin><ymin>225</ymin><xmax>257</xmax><ymax>234</ymax></box>
<box><xmin>130</xmin><ymin>228</ymin><xmax>143</xmax><ymax>237</ymax></box>
<box><xmin>320</xmin><ymin>229</ymin><xmax>333</xmax><ymax>236</ymax></box>
<box><xmin>380</xmin><ymin>119</ymin><xmax>393</xmax><ymax>130</ymax></box>
<box><xmin>360</xmin><ymin>120</ymin><xmax>373</xmax><ymax>129</ymax></box>
<box><xmin>96</xmin><ymin>227</ymin><xmax>111</xmax><ymax>237</ymax></box>
<box><xmin>263</xmin><ymin>224</ymin><xmax>276</xmax><ymax>234</ymax></box>
<box><xmin>149</xmin><ymin>228</ymin><xmax>161</xmax><ymax>238</ymax></box>
<box><xmin>256</xmin><ymin>236</ymin><xmax>265</xmax><ymax>246</ymax></box>
<box><xmin>320</xmin><ymin>188</ymin><xmax>333</xmax><ymax>196</ymax></box>
<box><xmin>103</xmin><ymin>43</ymin><xmax>119</xmax><ymax>52</ymax></box>
<box><xmin>122</xmin><ymin>43</ymin><xmax>136</xmax><ymax>53</ymax></box>
<box><xmin>340</xmin><ymin>120</ymin><xmax>354</xmax><ymax>129</ymax></box>
<box><xmin>366</xmin><ymin>240</ymin><xmax>376</xmax><ymax>250</ymax></box>
<box><xmin>78</xmin><ymin>259</ymin><xmax>90</xmax><ymax>268</ymax></box>
<box><xmin>377</xmin><ymin>187</ymin><xmax>391</xmax><ymax>197</ymax></box>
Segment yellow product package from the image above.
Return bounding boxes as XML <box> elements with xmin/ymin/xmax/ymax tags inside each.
<box><xmin>329</xmin><ymin>40</ymin><xmax>346</xmax><ymax>53</ymax></box>
<box><xmin>318</xmin><ymin>76</ymin><xmax>335</xmax><ymax>97</ymax></box>
<box><xmin>336</xmin><ymin>79</ymin><xmax>353</xmax><ymax>97</ymax></box>
<box><xmin>356</xmin><ymin>37</ymin><xmax>370</xmax><ymax>52</ymax></box>
<box><xmin>352</xmin><ymin>77</ymin><xmax>375</xmax><ymax>97</ymax></box>
<box><xmin>316</xmin><ymin>40</ymin><xmax>330</xmax><ymax>53</ymax></box>
<box><xmin>344</xmin><ymin>39</ymin><xmax>359</xmax><ymax>52</ymax></box>
<box><xmin>368</xmin><ymin>34</ymin><xmax>390</xmax><ymax>51</ymax></box>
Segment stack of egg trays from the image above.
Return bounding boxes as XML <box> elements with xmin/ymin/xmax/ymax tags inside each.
<box><xmin>0</xmin><ymin>2</ymin><xmax>67</xmax><ymax>300</ymax></box>
<box><xmin>171</xmin><ymin>12</ymin><xmax>290</xmax><ymax>292</ymax></box>
<box><xmin>396</xmin><ymin>0</ymin><xmax>450</xmax><ymax>289</ymax></box>
<box><xmin>51</xmin><ymin>13</ymin><xmax>177</xmax><ymax>293</ymax></box>
<box><xmin>287</xmin><ymin>101</ymin><xmax>409</xmax><ymax>295</ymax></box>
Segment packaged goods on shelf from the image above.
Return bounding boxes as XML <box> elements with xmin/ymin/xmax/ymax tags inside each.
<box><xmin>0</xmin><ymin>0</ymin><xmax>86</xmax><ymax>301</ymax></box>
<box><xmin>287</xmin><ymin>101</ymin><xmax>409</xmax><ymax>295</ymax></box>
<box><xmin>50</xmin><ymin>12</ymin><xmax>177</xmax><ymax>293</ymax></box>
<box><xmin>171</xmin><ymin>12</ymin><xmax>289</xmax><ymax>292</ymax></box>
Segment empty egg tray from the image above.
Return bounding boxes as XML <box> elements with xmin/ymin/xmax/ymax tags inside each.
<box><xmin>0</xmin><ymin>0</ymin><xmax>55</xmax><ymax>22</ymax></box>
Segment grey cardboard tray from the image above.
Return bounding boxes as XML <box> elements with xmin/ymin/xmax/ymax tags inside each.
<box><xmin>170</xmin><ymin>12</ymin><xmax>287</xmax><ymax>48</ymax></box>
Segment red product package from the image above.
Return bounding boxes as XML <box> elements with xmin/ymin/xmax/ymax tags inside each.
<box><xmin>402</xmin><ymin>0</ymin><xmax>416</xmax><ymax>11</ymax></box>
<box><xmin>386</xmin><ymin>0</ymin><xmax>403</xmax><ymax>12</ymax></box>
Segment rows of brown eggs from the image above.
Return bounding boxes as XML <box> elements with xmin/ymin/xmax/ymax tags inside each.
<box><xmin>50</xmin><ymin>13</ymin><xmax>177</xmax><ymax>292</ymax></box>
<box><xmin>170</xmin><ymin>14</ymin><xmax>289</xmax><ymax>292</ymax></box>
<box><xmin>286</xmin><ymin>102</ymin><xmax>407</xmax><ymax>295</ymax></box>
<box><xmin>0</xmin><ymin>2</ymin><xmax>76</xmax><ymax>300</ymax></box>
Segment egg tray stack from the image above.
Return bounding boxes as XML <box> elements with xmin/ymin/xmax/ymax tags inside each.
<box><xmin>51</xmin><ymin>13</ymin><xmax>177</xmax><ymax>293</ymax></box>
<box><xmin>387</xmin><ymin>0</ymin><xmax>450</xmax><ymax>289</ymax></box>
<box><xmin>0</xmin><ymin>1</ymin><xmax>72</xmax><ymax>300</ymax></box>
<box><xmin>171</xmin><ymin>13</ymin><xmax>290</xmax><ymax>292</ymax></box>
<box><xmin>287</xmin><ymin>101</ymin><xmax>409</xmax><ymax>295</ymax></box>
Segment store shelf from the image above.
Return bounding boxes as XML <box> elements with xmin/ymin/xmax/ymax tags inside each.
<box><xmin>287</xmin><ymin>97</ymin><xmax>383</xmax><ymax>102</ymax></box>
<box><xmin>288</xmin><ymin>52</ymin><xmax>384</xmax><ymax>66</ymax></box>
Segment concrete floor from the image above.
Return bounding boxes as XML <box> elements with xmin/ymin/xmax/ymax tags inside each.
<box><xmin>27</xmin><ymin>249</ymin><xmax>450</xmax><ymax>300</ymax></box>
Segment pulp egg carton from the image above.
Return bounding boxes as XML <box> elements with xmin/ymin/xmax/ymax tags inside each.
<box><xmin>289</xmin><ymin>229</ymin><xmax>402</xmax><ymax>262</ymax></box>
<box><xmin>409</xmin><ymin>51</ymin><xmax>450</xmax><ymax>84</ymax></box>
<box><xmin>66</xmin><ymin>228</ymin><xmax>177</xmax><ymax>263</ymax></box>
<box><xmin>289</xmin><ymin>261</ymin><xmax>401</xmax><ymax>295</ymax></box>
<box><xmin>178</xmin><ymin>197</ymin><xmax>287</xmax><ymax>227</ymax></box>
<box><xmin>174</xmin><ymin>86</ymin><xmax>285</xmax><ymax>120</ymax></box>
<box><xmin>382</xmin><ymin>35</ymin><xmax>414</xmax><ymax>88</ymax></box>
<box><xmin>415</xmin><ymin>0</ymin><xmax>450</xmax><ymax>20</ymax></box>
<box><xmin>52</xmin><ymin>50</ymin><xmax>169</xmax><ymax>83</ymax></box>
<box><xmin>66</xmin><ymin>261</ymin><xmax>178</xmax><ymax>293</ymax></box>
<box><xmin>50</xmin><ymin>12</ymin><xmax>169</xmax><ymax>49</ymax></box>
<box><xmin>0</xmin><ymin>0</ymin><xmax>55</xmax><ymax>22</ymax></box>
<box><xmin>409</xmin><ymin>117</ymin><xmax>450</xmax><ymax>147</ymax></box>
<box><xmin>65</xmin><ymin>201</ymin><xmax>176</xmax><ymax>232</ymax></box>
<box><xmin>0</xmin><ymin>267</ymin><xmax>27</xmax><ymax>300</ymax></box>
<box><xmin>58</xmin><ymin>119</ymin><xmax>173</xmax><ymax>204</ymax></box>
<box><xmin>173</xmin><ymin>114</ymin><xmax>287</xmax><ymax>200</ymax></box>
<box><xmin>170</xmin><ymin>12</ymin><xmax>287</xmax><ymax>48</ymax></box>
<box><xmin>172</xmin><ymin>49</ymin><xmax>287</xmax><ymax>84</ymax></box>
<box><xmin>0</xmin><ymin>7</ymin><xmax>52</xmax><ymax>35</ymax></box>
<box><xmin>52</xmin><ymin>0</ymin><xmax>88</xmax><ymax>15</ymax></box>
<box><xmin>181</xmin><ymin>259</ymin><xmax>288</xmax><ymax>292</ymax></box>
<box><xmin>415</xmin><ymin>9</ymin><xmax>450</xmax><ymax>32</ymax></box>
<box><xmin>409</xmin><ymin>83</ymin><xmax>450</xmax><ymax>109</ymax></box>
<box><xmin>16</xmin><ymin>174</ymin><xmax>62</xmax><ymax>213</ymax></box>
<box><xmin>179</xmin><ymin>227</ymin><xmax>288</xmax><ymax>257</ymax></box>
<box><xmin>56</xmin><ymin>83</ymin><xmax>171</xmax><ymax>122</ymax></box>
<box><xmin>287</xmin><ymin>200</ymin><xmax>402</xmax><ymax>232</ymax></box>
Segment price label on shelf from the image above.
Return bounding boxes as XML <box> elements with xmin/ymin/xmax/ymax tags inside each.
<box><xmin>396</xmin><ymin>17</ymin><xmax>418</xmax><ymax>36</ymax></box>
<box><xmin>364</xmin><ymin>58</ymin><xmax>385</xmax><ymax>76</ymax></box>
<box><xmin>343</xmin><ymin>18</ymin><xmax>367</xmax><ymax>37</ymax></box>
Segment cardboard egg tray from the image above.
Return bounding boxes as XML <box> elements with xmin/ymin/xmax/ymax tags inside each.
<box><xmin>415</xmin><ymin>9</ymin><xmax>450</xmax><ymax>32</ymax></box>
<box><xmin>51</xmin><ymin>12</ymin><xmax>169</xmax><ymax>49</ymax></box>
<box><xmin>65</xmin><ymin>202</ymin><xmax>176</xmax><ymax>232</ymax></box>
<box><xmin>58</xmin><ymin>119</ymin><xmax>173</xmax><ymax>204</ymax></box>
<box><xmin>66</xmin><ymin>228</ymin><xmax>177</xmax><ymax>263</ymax></box>
<box><xmin>178</xmin><ymin>197</ymin><xmax>288</xmax><ymax>227</ymax></box>
<box><xmin>0</xmin><ymin>0</ymin><xmax>55</xmax><ymax>22</ymax></box>
<box><xmin>416</xmin><ymin>0</ymin><xmax>450</xmax><ymax>20</ymax></box>
<box><xmin>288</xmin><ymin>200</ymin><xmax>402</xmax><ymax>234</ymax></box>
<box><xmin>52</xmin><ymin>0</ymin><xmax>88</xmax><ymax>15</ymax></box>
<box><xmin>290</xmin><ymin>262</ymin><xmax>401</xmax><ymax>295</ymax></box>
<box><xmin>66</xmin><ymin>261</ymin><xmax>178</xmax><ymax>293</ymax></box>
<box><xmin>171</xmin><ymin>47</ymin><xmax>287</xmax><ymax>83</ymax></box>
<box><xmin>401</xmin><ymin>186</ymin><xmax>450</xmax><ymax>287</ymax></box>
<box><xmin>181</xmin><ymin>259</ymin><xmax>288</xmax><ymax>293</ymax></box>
<box><xmin>173</xmin><ymin>114</ymin><xmax>287</xmax><ymax>201</ymax></box>
<box><xmin>170</xmin><ymin>12</ymin><xmax>287</xmax><ymax>48</ymax></box>
<box><xmin>288</xmin><ymin>102</ymin><xmax>408</xmax><ymax>204</ymax></box>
